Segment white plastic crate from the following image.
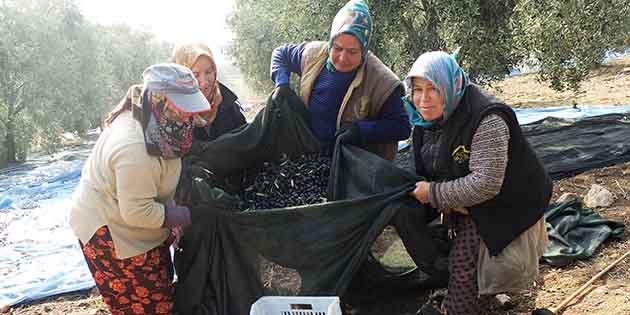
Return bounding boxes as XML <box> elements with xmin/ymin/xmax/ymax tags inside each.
<box><xmin>249</xmin><ymin>296</ymin><xmax>342</xmax><ymax>315</ymax></box>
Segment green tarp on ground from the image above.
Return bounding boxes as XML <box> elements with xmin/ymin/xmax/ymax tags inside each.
<box><xmin>543</xmin><ymin>199</ymin><xmax>625</xmax><ymax>267</ymax></box>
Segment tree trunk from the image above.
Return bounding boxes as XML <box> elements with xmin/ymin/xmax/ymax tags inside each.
<box><xmin>0</xmin><ymin>148</ymin><xmax>7</xmax><ymax>168</ymax></box>
<box><xmin>5</xmin><ymin>120</ymin><xmax>17</xmax><ymax>163</ymax></box>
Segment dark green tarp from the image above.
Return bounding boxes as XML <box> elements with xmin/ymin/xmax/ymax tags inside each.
<box><xmin>187</xmin><ymin>88</ymin><xmax>321</xmax><ymax>179</ymax></box>
<box><xmin>174</xmin><ymin>91</ymin><xmax>431</xmax><ymax>315</ymax></box>
<box><xmin>543</xmin><ymin>199</ymin><xmax>625</xmax><ymax>267</ymax></box>
<box><xmin>174</xmin><ymin>92</ymin><xmax>627</xmax><ymax>315</ymax></box>
<box><xmin>522</xmin><ymin>113</ymin><xmax>630</xmax><ymax>179</ymax></box>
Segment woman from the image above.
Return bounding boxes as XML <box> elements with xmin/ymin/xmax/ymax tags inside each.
<box><xmin>69</xmin><ymin>63</ymin><xmax>210</xmax><ymax>315</ymax></box>
<box><xmin>270</xmin><ymin>0</ymin><xmax>443</xmax><ymax>283</ymax></box>
<box><xmin>404</xmin><ymin>52</ymin><xmax>552</xmax><ymax>315</ymax></box>
<box><xmin>269</xmin><ymin>0</ymin><xmax>410</xmax><ymax>160</ymax></box>
<box><xmin>171</xmin><ymin>41</ymin><xmax>247</xmax><ymax>142</ymax></box>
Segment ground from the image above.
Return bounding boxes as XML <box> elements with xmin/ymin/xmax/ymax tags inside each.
<box><xmin>490</xmin><ymin>56</ymin><xmax>630</xmax><ymax>108</ymax></box>
<box><xmin>3</xmin><ymin>57</ymin><xmax>630</xmax><ymax>315</ymax></box>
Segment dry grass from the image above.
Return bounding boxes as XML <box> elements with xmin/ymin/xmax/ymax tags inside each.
<box><xmin>490</xmin><ymin>56</ymin><xmax>630</xmax><ymax>108</ymax></box>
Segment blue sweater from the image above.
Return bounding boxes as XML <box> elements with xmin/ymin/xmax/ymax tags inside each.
<box><xmin>271</xmin><ymin>43</ymin><xmax>410</xmax><ymax>145</ymax></box>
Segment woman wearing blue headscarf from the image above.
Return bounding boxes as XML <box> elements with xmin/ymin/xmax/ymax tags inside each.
<box><xmin>269</xmin><ymin>0</ymin><xmax>410</xmax><ymax>161</ymax></box>
<box><xmin>404</xmin><ymin>52</ymin><xmax>552</xmax><ymax>315</ymax></box>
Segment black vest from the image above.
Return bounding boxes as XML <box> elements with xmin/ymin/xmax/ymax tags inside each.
<box><xmin>413</xmin><ymin>85</ymin><xmax>552</xmax><ymax>256</ymax></box>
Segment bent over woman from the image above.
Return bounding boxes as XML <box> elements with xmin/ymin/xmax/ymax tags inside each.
<box><xmin>70</xmin><ymin>63</ymin><xmax>210</xmax><ymax>315</ymax></box>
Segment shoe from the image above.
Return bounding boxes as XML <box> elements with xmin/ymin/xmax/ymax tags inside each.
<box><xmin>427</xmin><ymin>290</ymin><xmax>447</xmax><ymax>307</ymax></box>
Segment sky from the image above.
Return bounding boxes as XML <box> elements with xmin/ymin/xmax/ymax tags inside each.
<box><xmin>77</xmin><ymin>0</ymin><xmax>235</xmax><ymax>62</ymax></box>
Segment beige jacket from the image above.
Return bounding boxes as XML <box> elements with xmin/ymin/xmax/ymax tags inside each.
<box><xmin>69</xmin><ymin>111</ymin><xmax>181</xmax><ymax>259</ymax></box>
<box><xmin>477</xmin><ymin>217</ymin><xmax>548</xmax><ymax>294</ymax></box>
<box><xmin>300</xmin><ymin>41</ymin><xmax>403</xmax><ymax>160</ymax></box>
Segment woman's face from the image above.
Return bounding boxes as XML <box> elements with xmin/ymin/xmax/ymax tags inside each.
<box><xmin>330</xmin><ymin>33</ymin><xmax>363</xmax><ymax>72</ymax></box>
<box><xmin>190</xmin><ymin>55</ymin><xmax>216</xmax><ymax>99</ymax></box>
<box><xmin>411</xmin><ymin>77</ymin><xmax>444</xmax><ymax>121</ymax></box>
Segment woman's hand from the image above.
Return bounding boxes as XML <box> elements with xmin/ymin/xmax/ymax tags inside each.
<box><xmin>409</xmin><ymin>181</ymin><xmax>431</xmax><ymax>204</ymax></box>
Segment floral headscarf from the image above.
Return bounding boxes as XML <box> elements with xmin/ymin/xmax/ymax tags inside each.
<box><xmin>326</xmin><ymin>0</ymin><xmax>373</xmax><ymax>72</ymax></box>
<box><xmin>403</xmin><ymin>50</ymin><xmax>470</xmax><ymax>127</ymax></box>
<box><xmin>141</xmin><ymin>90</ymin><xmax>194</xmax><ymax>159</ymax></box>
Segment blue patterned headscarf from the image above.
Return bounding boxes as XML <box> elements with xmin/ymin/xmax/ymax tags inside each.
<box><xmin>403</xmin><ymin>50</ymin><xmax>470</xmax><ymax>127</ymax></box>
<box><xmin>326</xmin><ymin>0</ymin><xmax>373</xmax><ymax>72</ymax></box>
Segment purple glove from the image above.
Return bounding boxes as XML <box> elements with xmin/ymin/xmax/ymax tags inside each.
<box><xmin>163</xmin><ymin>200</ymin><xmax>191</xmax><ymax>228</ymax></box>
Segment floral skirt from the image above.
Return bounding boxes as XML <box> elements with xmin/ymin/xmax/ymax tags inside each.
<box><xmin>79</xmin><ymin>226</ymin><xmax>176</xmax><ymax>315</ymax></box>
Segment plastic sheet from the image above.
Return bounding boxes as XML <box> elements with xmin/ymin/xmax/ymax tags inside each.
<box><xmin>514</xmin><ymin>104</ymin><xmax>630</xmax><ymax>125</ymax></box>
<box><xmin>0</xmin><ymin>146</ymin><xmax>95</xmax><ymax>307</ymax></box>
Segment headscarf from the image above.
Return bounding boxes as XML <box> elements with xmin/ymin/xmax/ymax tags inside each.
<box><xmin>141</xmin><ymin>89</ymin><xmax>194</xmax><ymax>159</ymax></box>
<box><xmin>171</xmin><ymin>41</ymin><xmax>222</xmax><ymax>123</ymax></box>
<box><xmin>104</xmin><ymin>85</ymin><xmax>139</xmax><ymax>127</ymax></box>
<box><xmin>403</xmin><ymin>50</ymin><xmax>470</xmax><ymax>127</ymax></box>
<box><xmin>326</xmin><ymin>0</ymin><xmax>373</xmax><ymax>72</ymax></box>
<box><xmin>172</xmin><ymin>41</ymin><xmax>215</xmax><ymax>70</ymax></box>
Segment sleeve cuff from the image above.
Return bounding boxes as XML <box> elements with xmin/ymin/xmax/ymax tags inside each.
<box><xmin>428</xmin><ymin>182</ymin><xmax>440</xmax><ymax>209</ymax></box>
<box><xmin>274</xmin><ymin>72</ymin><xmax>290</xmax><ymax>87</ymax></box>
<box><xmin>356</xmin><ymin>121</ymin><xmax>368</xmax><ymax>139</ymax></box>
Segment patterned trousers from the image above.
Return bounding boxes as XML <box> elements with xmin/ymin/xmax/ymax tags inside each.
<box><xmin>79</xmin><ymin>226</ymin><xmax>176</xmax><ymax>315</ymax></box>
<box><xmin>444</xmin><ymin>215</ymin><xmax>482</xmax><ymax>315</ymax></box>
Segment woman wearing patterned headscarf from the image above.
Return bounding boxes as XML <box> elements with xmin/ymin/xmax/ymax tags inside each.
<box><xmin>270</xmin><ymin>0</ymin><xmax>410</xmax><ymax>161</ymax></box>
<box><xmin>172</xmin><ymin>41</ymin><xmax>247</xmax><ymax>142</ymax></box>
<box><xmin>70</xmin><ymin>64</ymin><xmax>210</xmax><ymax>315</ymax></box>
<box><xmin>404</xmin><ymin>52</ymin><xmax>552</xmax><ymax>315</ymax></box>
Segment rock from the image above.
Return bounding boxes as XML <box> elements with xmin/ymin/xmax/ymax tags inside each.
<box><xmin>557</xmin><ymin>192</ymin><xmax>579</xmax><ymax>203</ymax></box>
<box><xmin>584</xmin><ymin>184</ymin><xmax>615</xmax><ymax>208</ymax></box>
<box><xmin>622</xmin><ymin>67</ymin><xmax>630</xmax><ymax>75</ymax></box>
<box><xmin>0</xmin><ymin>304</ymin><xmax>9</xmax><ymax>313</ymax></box>
<box><xmin>494</xmin><ymin>294</ymin><xmax>515</xmax><ymax>310</ymax></box>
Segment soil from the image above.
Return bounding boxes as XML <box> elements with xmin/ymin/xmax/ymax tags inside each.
<box><xmin>3</xmin><ymin>57</ymin><xmax>630</xmax><ymax>315</ymax></box>
<box><xmin>490</xmin><ymin>56</ymin><xmax>630</xmax><ymax>108</ymax></box>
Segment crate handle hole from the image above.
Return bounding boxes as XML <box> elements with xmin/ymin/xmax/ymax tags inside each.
<box><xmin>290</xmin><ymin>303</ymin><xmax>313</xmax><ymax>310</ymax></box>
